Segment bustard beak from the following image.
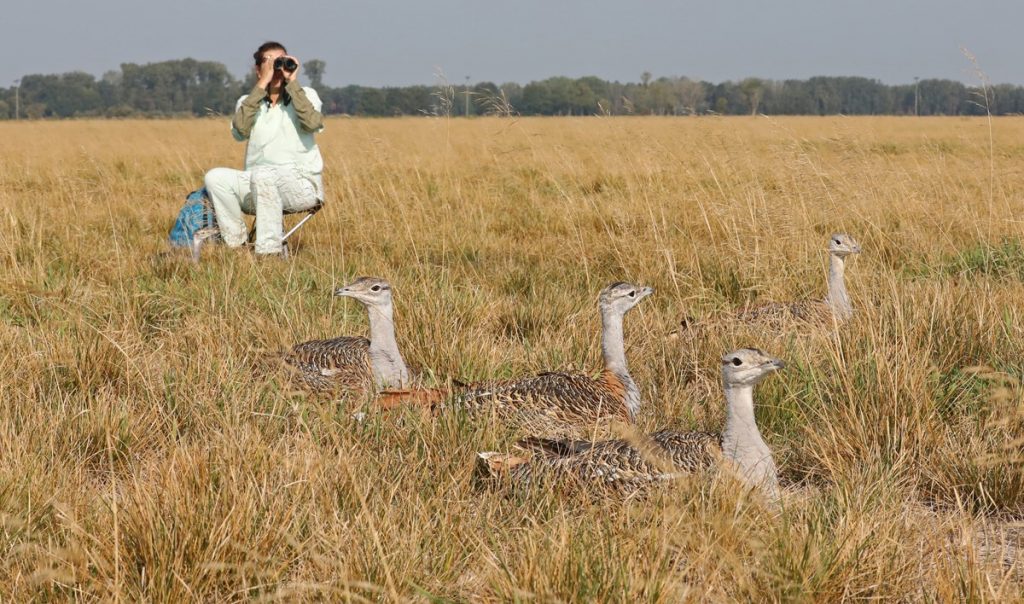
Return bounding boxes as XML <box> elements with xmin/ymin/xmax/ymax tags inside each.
<box><xmin>638</xmin><ymin>286</ymin><xmax>654</xmax><ymax>299</ymax></box>
<box><xmin>334</xmin><ymin>286</ymin><xmax>353</xmax><ymax>298</ymax></box>
<box><xmin>765</xmin><ymin>358</ymin><xmax>786</xmax><ymax>371</ymax></box>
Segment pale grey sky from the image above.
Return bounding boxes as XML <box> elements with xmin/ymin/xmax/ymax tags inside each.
<box><xmin>4</xmin><ymin>0</ymin><xmax>1022</xmax><ymax>87</ymax></box>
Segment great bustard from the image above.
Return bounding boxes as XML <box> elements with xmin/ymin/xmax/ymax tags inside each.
<box><xmin>477</xmin><ymin>348</ymin><xmax>784</xmax><ymax>500</ymax></box>
<box><xmin>452</xmin><ymin>282</ymin><xmax>653</xmax><ymax>433</ymax></box>
<box><xmin>678</xmin><ymin>233</ymin><xmax>862</xmax><ymax>335</ymax></box>
<box><xmin>281</xmin><ymin>277</ymin><xmax>412</xmax><ymax>393</ymax></box>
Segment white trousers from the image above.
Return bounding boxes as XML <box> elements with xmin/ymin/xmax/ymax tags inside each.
<box><xmin>204</xmin><ymin>165</ymin><xmax>319</xmax><ymax>254</ymax></box>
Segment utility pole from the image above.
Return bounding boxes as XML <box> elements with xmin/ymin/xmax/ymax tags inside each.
<box><xmin>13</xmin><ymin>78</ymin><xmax>20</xmax><ymax>120</ymax></box>
<box><xmin>464</xmin><ymin>75</ymin><xmax>471</xmax><ymax>117</ymax></box>
<box><xmin>914</xmin><ymin>76</ymin><xmax>919</xmax><ymax>116</ymax></box>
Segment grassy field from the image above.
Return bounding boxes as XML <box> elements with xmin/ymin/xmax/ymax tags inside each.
<box><xmin>2</xmin><ymin>115</ymin><xmax>1024</xmax><ymax>601</ymax></box>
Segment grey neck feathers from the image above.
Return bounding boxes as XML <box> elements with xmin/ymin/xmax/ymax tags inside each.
<box><xmin>601</xmin><ymin>309</ymin><xmax>641</xmax><ymax>419</ymax></box>
<box><xmin>825</xmin><ymin>253</ymin><xmax>852</xmax><ymax>320</ymax></box>
<box><xmin>720</xmin><ymin>383</ymin><xmax>779</xmax><ymax>500</ymax></box>
<box><xmin>366</xmin><ymin>303</ymin><xmax>411</xmax><ymax>389</ymax></box>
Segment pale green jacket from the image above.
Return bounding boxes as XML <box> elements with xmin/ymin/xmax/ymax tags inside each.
<box><xmin>231</xmin><ymin>80</ymin><xmax>325</xmax><ymax>199</ymax></box>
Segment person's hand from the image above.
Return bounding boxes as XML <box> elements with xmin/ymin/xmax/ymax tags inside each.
<box><xmin>256</xmin><ymin>56</ymin><xmax>275</xmax><ymax>89</ymax></box>
<box><xmin>282</xmin><ymin>56</ymin><xmax>300</xmax><ymax>82</ymax></box>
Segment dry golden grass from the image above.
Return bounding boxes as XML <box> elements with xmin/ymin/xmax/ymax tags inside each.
<box><xmin>2</xmin><ymin>115</ymin><xmax>1024</xmax><ymax>600</ymax></box>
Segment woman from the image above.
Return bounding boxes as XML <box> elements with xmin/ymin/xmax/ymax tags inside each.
<box><xmin>204</xmin><ymin>41</ymin><xmax>325</xmax><ymax>256</ymax></box>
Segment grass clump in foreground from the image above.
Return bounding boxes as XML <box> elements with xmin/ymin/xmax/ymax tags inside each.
<box><xmin>0</xmin><ymin>116</ymin><xmax>1023</xmax><ymax>600</ymax></box>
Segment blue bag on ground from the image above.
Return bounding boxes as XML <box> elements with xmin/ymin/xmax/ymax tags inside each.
<box><xmin>169</xmin><ymin>188</ymin><xmax>218</xmax><ymax>247</ymax></box>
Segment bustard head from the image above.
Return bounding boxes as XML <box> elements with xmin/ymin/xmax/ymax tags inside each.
<box><xmin>599</xmin><ymin>281</ymin><xmax>653</xmax><ymax>316</ymax></box>
<box><xmin>828</xmin><ymin>233</ymin><xmax>862</xmax><ymax>258</ymax></box>
<box><xmin>721</xmin><ymin>348</ymin><xmax>785</xmax><ymax>387</ymax></box>
<box><xmin>334</xmin><ymin>277</ymin><xmax>394</xmax><ymax>308</ymax></box>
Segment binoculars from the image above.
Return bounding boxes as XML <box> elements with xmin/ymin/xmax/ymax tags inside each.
<box><xmin>273</xmin><ymin>57</ymin><xmax>298</xmax><ymax>72</ymax></box>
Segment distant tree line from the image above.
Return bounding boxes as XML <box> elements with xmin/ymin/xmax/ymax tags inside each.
<box><xmin>1</xmin><ymin>59</ymin><xmax>1022</xmax><ymax>119</ymax></box>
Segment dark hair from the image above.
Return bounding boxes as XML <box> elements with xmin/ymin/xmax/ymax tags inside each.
<box><xmin>253</xmin><ymin>41</ymin><xmax>287</xmax><ymax>66</ymax></box>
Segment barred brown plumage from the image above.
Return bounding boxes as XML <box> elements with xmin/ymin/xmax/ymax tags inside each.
<box><xmin>453</xmin><ymin>282</ymin><xmax>652</xmax><ymax>435</ymax></box>
<box><xmin>278</xmin><ymin>277</ymin><xmax>412</xmax><ymax>394</ymax></box>
<box><xmin>457</xmin><ymin>370</ymin><xmax>629</xmax><ymax>419</ymax></box>
<box><xmin>282</xmin><ymin>336</ymin><xmax>373</xmax><ymax>393</ymax></box>
<box><xmin>478</xmin><ymin>348</ymin><xmax>785</xmax><ymax>500</ymax></box>
<box><xmin>508</xmin><ymin>430</ymin><xmax>721</xmax><ymax>494</ymax></box>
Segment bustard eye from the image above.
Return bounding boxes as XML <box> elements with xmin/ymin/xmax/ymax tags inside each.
<box><xmin>834</xmin><ymin>239</ymin><xmax>841</xmax><ymax>245</ymax></box>
<box><xmin>731</xmin><ymin>358</ymin><xmax>743</xmax><ymax>366</ymax></box>
<box><xmin>370</xmin><ymin>285</ymin><xmax>381</xmax><ymax>292</ymax></box>
<box><xmin>628</xmin><ymin>290</ymin><xmax>636</xmax><ymax>298</ymax></box>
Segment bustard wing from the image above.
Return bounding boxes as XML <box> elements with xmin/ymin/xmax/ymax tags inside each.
<box><xmin>513</xmin><ymin>429</ymin><xmax>720</xmax><ymax>495</ymax></box>
<box><xmin>676</xmin><ymin>297</ymin><xmax>836</xmax><ymax>340</ymax></box>
<box><xmin>735</xmin><ymin>298</ymin><xmax>832</xmax><ymax>328</ymax></box>
<box><xmin>283</xmin><ymin>336</ymin><xmax>372</xmax><ymax>392</ymax></box>
<box><xmin>454</xmin><ymin>371</ymin><xmax>629</xmax><ymax>425</ymax></box>
<box><xmin>648</xmin><ymin>429</ymin><xmax>721</xmax><ymax>472</ymax></box>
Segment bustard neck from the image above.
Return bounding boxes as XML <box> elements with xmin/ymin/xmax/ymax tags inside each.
<box><xmin>601</xmin><ymin>309</ymin><xmax>641</xmax><ymax>418</ymax></box>
<box><xmin>721</xmin><ymin>383</ymin><xmax>779</xmax><ymax>500</ymax></box>
<box><xmin>601</xmin><ymin>311</ymin><xmax>627</xmax><ymax>373</ymax></box>
<box><xmin>825</xmin><ymin>253</ymin><xmax>853</xmax><ymax>320</ymax></box>
<box><xmin>366</xmin><ymin>304</ymin><xmax>410</xmax><ymax>388</ymax></box>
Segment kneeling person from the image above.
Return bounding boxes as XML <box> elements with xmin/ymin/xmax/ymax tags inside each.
<box><xmin>205</xmin><ymin>41</ymin><xmax>324</xmax><ymax>256</ymax></box>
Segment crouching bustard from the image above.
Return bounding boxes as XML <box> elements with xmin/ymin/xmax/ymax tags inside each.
<box><xmin>477</xmin><ymin>348</ymin><xmax>785</xmax><ymax>501</ymax></box>
<box><xmin>279</xmin><ymin>277</ymin><xmax>412</xmax><ymax>395</ymax></box>
<box><xmin>452</xmin><ymin>282</ymin><xmax>653</xmax><ymax>435</ymax></box>
<box><xmin>680</xmin><ymin>233</ymin><xmax>862</xmax><ymax>335</ymax></box>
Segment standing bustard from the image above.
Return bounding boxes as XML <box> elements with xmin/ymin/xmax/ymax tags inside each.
<box><xmin>281</xmin><ymin>277</ymin><xmax>412</xmax><ymax>394</ymax></box>
<box><xmin>477</xmin><ymin>348</ymin><xmax>784</xmax><ymax>500</ymax></box>
<box><xmin>452</xmin><ymin>282</ymin><xmax>653</xmax><ymax>432</ymax></box>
